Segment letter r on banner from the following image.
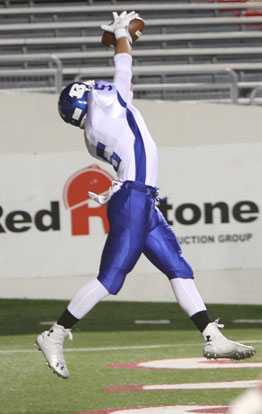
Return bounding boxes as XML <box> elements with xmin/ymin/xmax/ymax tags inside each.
<box><xmin>63</xmin><ymin>165</ymin><xmax>115</xmax><ymax>236</ymax></box>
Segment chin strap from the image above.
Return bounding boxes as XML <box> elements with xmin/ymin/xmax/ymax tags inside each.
<box><xmin>80</xmin><ymin>114</ymin><xmax>87</xmax><ymax>129</ymax></box>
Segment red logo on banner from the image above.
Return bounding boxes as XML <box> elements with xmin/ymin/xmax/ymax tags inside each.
<box><xmin>63</xmin><ymin>164</ymin><xmax>115</xmax><ymax>235</ymax></box>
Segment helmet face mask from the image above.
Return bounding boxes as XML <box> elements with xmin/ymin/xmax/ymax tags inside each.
<box><xmin>58</xmin><ymin>80</ymin><xmax>95</xmax><ymax>127</ymax></box>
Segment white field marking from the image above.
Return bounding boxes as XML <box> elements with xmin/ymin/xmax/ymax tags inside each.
<box><xmin>1</xmin><ymin>340</ymin><xmax>261</xmax><ymax>354</ymax></box>
<box><xmin>39</xmin><ymin>321</ymin><xmax>56</xmax><ymax>325</ymax></box>
<box><xmin>134</xmin><ymin>320</ymin><xmax>171</xmax><ymax>324</ymax></box>
<box><xmin>105</xmin><ymin>379</ymin><xmax>260</xmax><ymax>392</ymax></box>
<box><xmin>0</xmin><ymin>343</ymin><xmax>198</xmax><ymax>354</ymax></box>
<box><xmin>234</xmin><ymin>319</ymin><xmax>262</xmax><ymax>324</ymax></box>
<box><xmin>144</xmin><ymin>379</ymin><xmax>260</xmax><ymax>391</ymax></box>
<box><xmin>75</xmin><ymin>404</ymin><xmax>228</xmax><ymax>414</ymax></box>
<box><xmin>138</xmin><ymin>358</ymin><xmax>262</xmax><ymax>370</ymax></box>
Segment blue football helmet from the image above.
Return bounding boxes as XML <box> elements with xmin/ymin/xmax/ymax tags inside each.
<box><xmin>58</xmin><ymin>80</ymin><xmax>95</xmax><ymax>127</ymax></box>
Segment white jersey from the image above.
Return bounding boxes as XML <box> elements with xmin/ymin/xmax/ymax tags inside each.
<box><xmin>84</xmin><ymin>53</ymin><xmax>158</xmax><ymax>187</ymax></box>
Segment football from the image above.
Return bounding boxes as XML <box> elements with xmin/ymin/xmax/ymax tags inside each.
<box><xmin>101</xmin><ymin>17</ymin><xmax>145</xmax><ymax>48</ymax></box>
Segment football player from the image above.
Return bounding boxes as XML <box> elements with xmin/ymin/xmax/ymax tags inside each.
<box><xmin>36</xmin><ymin>11</ymin><xmax>255</xmax><ymax>378</ymax></box>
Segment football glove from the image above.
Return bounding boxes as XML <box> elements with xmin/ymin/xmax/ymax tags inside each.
<box><xmin>101</xmin><ymin>11</ymin><xmax>138</xmax><ymax>43</ymax></box>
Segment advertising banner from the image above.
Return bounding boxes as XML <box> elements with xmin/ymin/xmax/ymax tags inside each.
<box><xmin>158</xmin><ymin>143</ymin><xmax>261</xmax><ymax>272</ymax></box>
<box><xmin>1</xmin><ymin>142</ymin><xmax>261</xmax><ymax>280</ymax></box>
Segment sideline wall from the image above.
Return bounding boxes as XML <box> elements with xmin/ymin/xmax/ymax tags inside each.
<box><xmin>0</xmin><ymin>92</ymin><xmax>261</xmax><ymax>304</ymax></box>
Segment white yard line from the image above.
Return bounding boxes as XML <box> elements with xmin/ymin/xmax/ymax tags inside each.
<box><xmin>134</xmin><ymin>320</ymin><xmax>171</xmax><ymax>324</ymax></box>
<box><xmin>143</xmin><ymin>380</ymin><xmax>260</xmax><ymax>390</ymax></box>
<box><xmin>234</xmin><ymin>319</ymin><xmax>262</xmax><ymax>324</ymax></box>
<box><xmin>0</xmin><ymin>343</ymin><xmax>196</xmax><ymax>354</ymax></box>
<box><xmin>105</xmin><ymin>379</ymin><xmax>261</xmax><ymax>392</ymax></box>
<box><xmin>0</xmin><ymin>340</ymin><xmax>261</xmax><ymax>354</ymax></box>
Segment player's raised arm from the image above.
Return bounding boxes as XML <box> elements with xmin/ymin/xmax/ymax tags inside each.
<box><xmin>114</xmin><ymin>36</ymin><xmax>132</xmax><ymax>57</ymax></box>
<box><xmin>101</xmin><ymin>11</ymin><xmax>137</xmax><ymax>100</ymax></box>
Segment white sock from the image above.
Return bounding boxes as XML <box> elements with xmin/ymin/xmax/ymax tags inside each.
<box><xmin>68</xmin><ymin>278</ymin><xmax>109</xmax><ymax>320</ymax></box>
<box><xmin>170</xmin><ymin>278</ymin><xmax>207</xmax><ymax>317</ymax></box>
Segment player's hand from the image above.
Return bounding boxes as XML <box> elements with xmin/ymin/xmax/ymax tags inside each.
<box><xmin>101</xmin><ymin>11</ymin><xmax>138</xmax><ymax>43</ymax></box>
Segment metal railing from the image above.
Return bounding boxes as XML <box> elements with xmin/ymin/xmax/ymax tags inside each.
<box><xmin>0</xmin><ymin>54</ymin><xmax>62</xmax><ymax>93</ymax></box>
<box><xmin>250</xmin><ymin>86</ymin><xmax>262</xmax><ymax>105</ymax></box>
<box><xmin>75</xmin><ymin>67</ymin><xmax>238</xmax><ymax>103</ymax></box>
<box><xmin>2</xmin><ymin>55</ymin><xmax>262</xmax><ymax>105</ymax></box>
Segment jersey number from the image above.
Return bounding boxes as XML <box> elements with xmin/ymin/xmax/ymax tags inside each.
<box><xmin>95</xmin><ymin>84</ymin><xmax>113</xmax><ymax>91</ymax></box>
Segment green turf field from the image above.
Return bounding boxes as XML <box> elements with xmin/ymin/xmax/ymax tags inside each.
<box><xmin>0</xmin><ymin>299</ymin><xmax>261</xmax><ymax>414</ymax></box>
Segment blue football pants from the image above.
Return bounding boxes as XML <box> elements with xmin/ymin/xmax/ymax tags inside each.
<box><xmin>97</xmin><ymin>181</ymin><xmax>194</xmax><ymax>295</ymax></box>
